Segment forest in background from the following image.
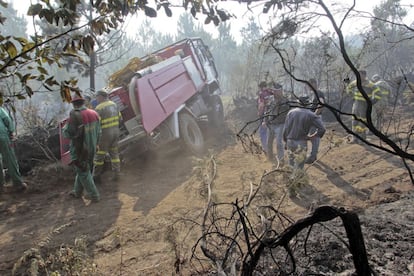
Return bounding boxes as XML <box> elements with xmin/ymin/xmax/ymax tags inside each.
<box><xmin>0</xmin><ymin>0</ymin><xmax>413</xmax><ymax>176</ymax></box>
<box><xmin>1</xmin><ymin>0</ymin><xmax>413</xmax><ymax>129</ymax></box>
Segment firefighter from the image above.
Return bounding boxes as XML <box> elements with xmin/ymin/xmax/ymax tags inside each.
<box><xmin>64</xmin><ymin>95</ymin><xmax>101</xmax><ymax>202</ymax></box>
<box><xmin>93</xmin><ymin>90</ymin><xmax>121</xmax><ymax>182</ymax></box>
<box><xmin>0</xmin><ymin>94</ymin><xmax>27</xmax><ymax>193</ymax></box>
<box><xmin>346</xmin><ymin>70</ymin><xmax>380</xmax><ymax>143</ymax></box>
<box><xmin>371</xmin><ymin>74</ymin><xmax>391</xmax><ymax>129</ymax></box>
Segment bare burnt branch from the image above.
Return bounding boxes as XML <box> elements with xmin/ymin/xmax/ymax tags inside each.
<box><xmin>241</xmin><ymin>206</ymin><xmax>371</xmax><ymax>275</ymax></box>
<box><xmin>185</xmin><ymin>151</ymin><xmax>376</xmax><ymax>275</ymax></box>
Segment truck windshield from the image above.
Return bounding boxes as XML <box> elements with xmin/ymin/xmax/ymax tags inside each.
<box><xmin>193</xmin><ymin>39</ymin><xmax>219</xmax><ymax>79</ymax></box>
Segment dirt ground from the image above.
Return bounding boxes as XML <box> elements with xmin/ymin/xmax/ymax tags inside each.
<box><xmin>0</xmin><ymin>112</ymin><xmax>413</xmax><ymax>275</ymax></box>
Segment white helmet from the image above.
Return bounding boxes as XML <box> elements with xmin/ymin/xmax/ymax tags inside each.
<box><xmin>371</xmin><ymin>74</ymin><xmax>381</xmax><ymax>82</ymax></box>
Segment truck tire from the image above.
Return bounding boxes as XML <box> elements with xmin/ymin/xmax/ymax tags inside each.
<box><xmin>179</xmin><ymin>113</ymin><xmax>205</xmax><ymax>155</ymax></box>
<box><xmin>208</xmin><ymin>95</ymin><xmax>224</xmax><ymax>128</ymax></box>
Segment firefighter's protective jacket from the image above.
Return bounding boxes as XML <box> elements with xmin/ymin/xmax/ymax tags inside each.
<box><xmin>347</xmin><ymin>79</ymin><xmax>381</xmax><ymax>102</ymax></box>
<box><xmin>95</xmin><ymin>100</ymin><xmax>121</xmax><ymax>137</ymax></box>
<box><xmin>94</xmin><ymin>99</ymin><xmax>121</xmax><ymax>175</ymax></box>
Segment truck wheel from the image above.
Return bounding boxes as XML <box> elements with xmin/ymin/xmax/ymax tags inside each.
<box><xmin>208</xmin><ymin>95</ymin><xmax>224</xmax><ymax>128</ymax></box>
<box><xmin>179</xmin><ymin>113</ymin><xmax>205</xmax><ymax>155</ymax></box>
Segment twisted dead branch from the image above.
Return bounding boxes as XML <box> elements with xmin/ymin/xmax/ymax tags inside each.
<box><xmin>193</xmin><ymin>156</ymin><xmax>372</xmax><ymax>275</ymax></box>
<box><xmin>241</xmin><ymin>205</ymin><xmax>371</xmax><ymax>275</ymax></box>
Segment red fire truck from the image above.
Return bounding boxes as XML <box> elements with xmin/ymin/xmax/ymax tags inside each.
<box><xmin>60</xmin><ymin>38</ymin><xmax>224</xmax><ymax>164</ymax></box>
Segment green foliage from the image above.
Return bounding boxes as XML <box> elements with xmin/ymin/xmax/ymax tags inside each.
<box><xmin>0</xmin><ymin>0</ymin><xmax>235</xmax><ymax>103</ymax></box>
<box><xmin>0</xmin><ymin>2</ymin><xmax>152</xmax><ymax>102</ymax></box>
<box><xmin>0</xmin><ymin>2</ymin><xmax>85</xmax><ymax>102</ymax></box>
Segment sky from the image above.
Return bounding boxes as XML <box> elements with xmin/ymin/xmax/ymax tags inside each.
<box><xmin>9</xmin><ymin>0</ymin><xmax>414</xmax><ymax>43</ymax></box>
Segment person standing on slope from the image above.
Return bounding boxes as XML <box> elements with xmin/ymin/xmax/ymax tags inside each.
<box><xmin>283</xmin><ymin>97</ymin><xmax>326</xmax><ymax>170</ymax></box>
<box><xmin>265</xmin><ymin>82</ymin><xmax>290</xmax><ymax>165</ymax></box>
<box><xmin>0</xmin><ymin>94</ymin><xmax>27</xmax><ymax>193</ymax></box>
<box><xmin>257</xmin><ymin>81</ymin><xmax>273</xmax><ymax>154</ymax></box>
<box><xmin>305</xmin><ymin>78</ymin><xmax>325</xmax><ymax>164</ymax></box>
<box><xmin>64</xmin><ymin>95</ymin><xmax>101</xmax><ymax>202</ymax></box>
<box><xmin>346</xmin><ymin>70</ymin><xmax>380</xmax><ymax>143</ymax></box>
<box><xmin>93</xmin><ymin>90</ymin><xmax>122</xmax><ymax>182</ymax></box>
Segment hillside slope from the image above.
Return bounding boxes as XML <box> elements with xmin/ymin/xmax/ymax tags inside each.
<box><xmin>0</xmin><ymin>117</ymin><xmax>413</xmax><ymax>275</ymax></box>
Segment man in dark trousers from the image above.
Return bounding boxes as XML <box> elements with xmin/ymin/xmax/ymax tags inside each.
<box><xmin>64</xmin><ymin>95</ymin><xmax>101</xmax><ymax>202</ymax></box>
<box><xmin>306</xmin><ymin>78</ymin><xmax>325</xmax><ymax>163</ymax></box>
<box><xmin>283</xmin><ymin>97</ymin><xmax>326</xmax><ymax>171</ymax></box>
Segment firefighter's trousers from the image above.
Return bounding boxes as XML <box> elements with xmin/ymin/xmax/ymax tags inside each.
<box><xmin>372</xmin><ymin>100</ymin><xmax>387</xmax><ymax>130</ymax></box>
<box><xmin>351</xmin><ymin>100</ymin><xmax>368</xmax><ymax>139</ymax></box>
<box><xmin>94</xmin><ymin>129</ymin><xmax>120</xmax><ymax>177</ymax></box>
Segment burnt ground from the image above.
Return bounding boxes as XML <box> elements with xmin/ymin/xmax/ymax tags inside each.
<box><xmin>0</xmin><ymin>107</ymin><xmax>413</xmax><ymax>275</ymax></box>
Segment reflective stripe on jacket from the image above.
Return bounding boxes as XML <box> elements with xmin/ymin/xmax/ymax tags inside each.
<box><xmin>374</xmin><ymin>80</ymin><xmax>391</xmax><ymax>104</ymax></box>
<box><xmin>375</xmin><ymin>81</ymin><xmax>390</xmax><ymax>96</ymax></box>
<box><xmin>95</xmin><ymin>100</ymin><xmax>121</xmax><ymax>130</ymax></box>
<box><xmin>347</xmin><ymin>80</ymin><xmax>380</xmax><ymax>102</ymax></box>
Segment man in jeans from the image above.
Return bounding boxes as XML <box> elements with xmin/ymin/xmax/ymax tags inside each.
<box><xmin>283</xmin><ymin>97</ymin><xmax>326</xmax><ymax>170</ymax></box>
<box><xmin>265</xmin><ymin>83</ymin><xmax>290</xmax><ymax>165</ymax></box>
<box><xmin>257</xmin><ymin>81</ymin><xmax>273</xmax><ymax>154</ymax></box>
